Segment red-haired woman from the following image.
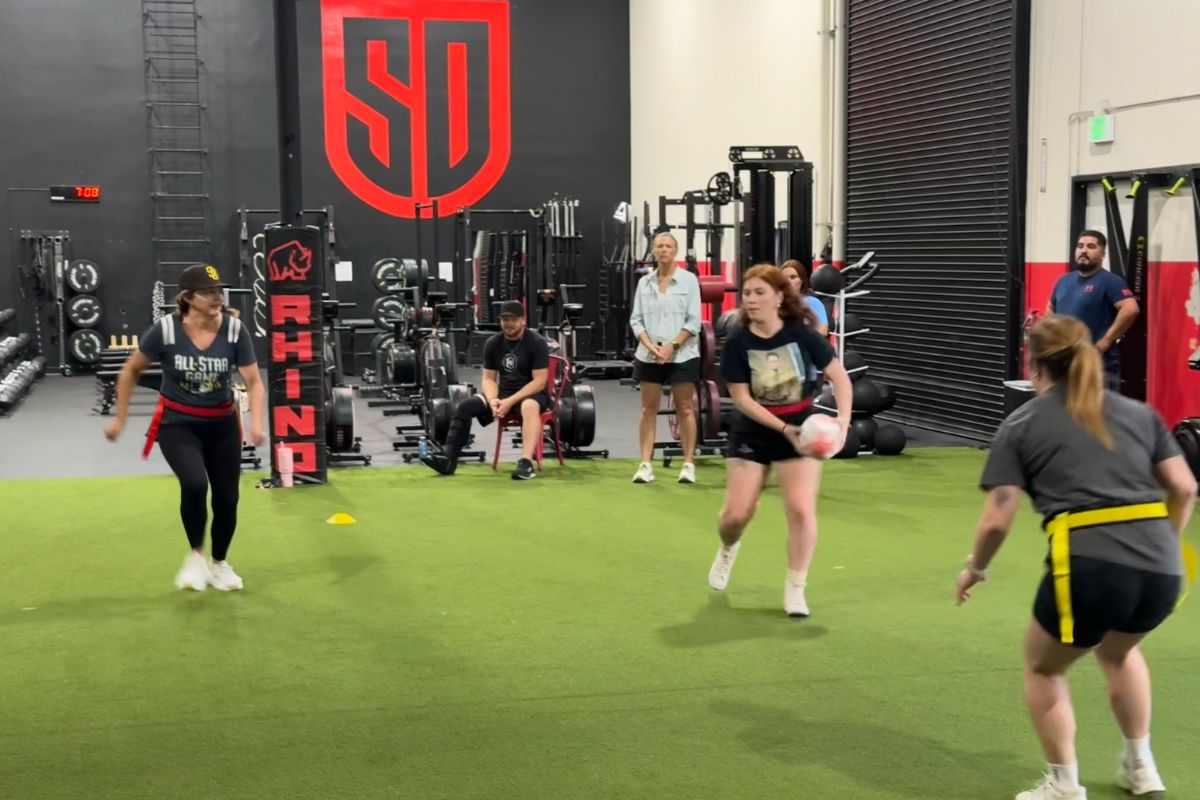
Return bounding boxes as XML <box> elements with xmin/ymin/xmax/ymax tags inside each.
<box><xmin>708</xmin><ymin>264</ymin><xmax>853</xmax><ymax>617</ymax></box>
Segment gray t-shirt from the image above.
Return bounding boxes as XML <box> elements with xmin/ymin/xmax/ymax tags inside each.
<box><xmin>981</xmin><ymin>386</ymin><xmax>1182</xmax><ymax>575</ymax></box>
<box><xmin>140</xmin><ymin>314</ymin><xmax>256</xmax><ymax>425</ymax></box>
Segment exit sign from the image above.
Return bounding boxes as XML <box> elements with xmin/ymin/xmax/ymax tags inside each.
<box><xmin>1088</xmin><ymin>114</ymin><xmax>1115</xmax><ymax>144</ymax></box>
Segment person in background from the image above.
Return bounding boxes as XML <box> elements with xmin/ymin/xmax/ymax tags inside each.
<box><xmin>421</xmin><ymin>301</ymin><xmax>549</xmax><ymax>480</ymax></box>
<box><xmin>1046</xmin><ymin>230</ymin><xmax>1139</xmax><ymax>391</ymax></box>
<box><xmin>781</xmin><ymin>259</ymin><xmax>829</xmax><ymax>336</ymax></box>
<box><xmin>628</xmin><ymin>232</ymin><xmax>703</xmax><ymax>485</ymax></box>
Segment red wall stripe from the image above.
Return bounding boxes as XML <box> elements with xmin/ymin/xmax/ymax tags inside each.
<box><xmin>447</xmin><ymin>42</ymin><xmax>468</xmax><ymax>168</ymax></box>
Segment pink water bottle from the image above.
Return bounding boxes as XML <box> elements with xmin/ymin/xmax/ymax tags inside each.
<box><xmin>276</xmin><ymin>443</ymin><xmax>294</xmax><ymax>487</ymax></box>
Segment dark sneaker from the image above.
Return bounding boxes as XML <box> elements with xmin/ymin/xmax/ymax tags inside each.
<box><xmin>512</xmin><ymin>458</ymin><xmax>536</xmax><ymax>480</ymax></box>
<box><xmin>420</xmin><ymin>453</ymin><xmax>457</xmax><ymax>475</ymax></box>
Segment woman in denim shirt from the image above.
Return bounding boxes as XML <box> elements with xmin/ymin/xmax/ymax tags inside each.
<box><xmin>628</xmin><ymin>232</ymin><xmax>702</xmax><ymax>485</ymax></box>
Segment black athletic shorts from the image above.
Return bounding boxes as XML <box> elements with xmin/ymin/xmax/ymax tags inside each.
<box><xmin>725</xmin><ymin>412</ymin><xmax>814</xmax><ymax>466</ymax></box>
<box><xmin>1033</xmin><ymin>555</ymin><xmax>1180</xmax><ymax>648</ymax></box>
<box><xmin>635</xmin><ymin>357</ymin><xmax>700</xmax><ymax>386</ymax></box>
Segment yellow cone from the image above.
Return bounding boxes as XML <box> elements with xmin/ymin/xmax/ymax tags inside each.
<box><xmin>326</xmin><ymin>512</ymin><xmax>356</xmax><ymax>525</ymax></box>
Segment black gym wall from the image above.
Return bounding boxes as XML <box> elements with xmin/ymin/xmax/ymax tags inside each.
<box><xmin>0</xmin><ymin>0</ymin><xmax>630</xmax><ymax>368</ymax></box>
<box><xmin>843</xmin><ymin>0</ymin><xmax>1030</xmax><ymax>441</ymax></box>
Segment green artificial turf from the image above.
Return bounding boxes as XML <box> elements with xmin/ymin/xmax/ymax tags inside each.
<box><xmin>1</xmin><ymin>450</ymin><xmax>1196</xmax><ymax>799</ymax></box>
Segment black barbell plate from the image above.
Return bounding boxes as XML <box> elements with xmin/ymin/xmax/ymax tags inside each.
<box><xmin>68</xmin><ymin>329</ymin><xmax>103</xmax><ymax>364</ymax></box>
<box><xmin>391</xmin><ymin>344</ymin><xmax>418</xmax><ymax>385</ymax></box>
<box><xmin>556</xmin><ymin>394</ymin><xmax>577</xmax><ymax>447</ymax></box>
<box><xmin>701</xmin><ymin>380</ymin><xmax>721</xmax><ymax>440</ymax></box>
<box><xmin>372</xmin><ymin>295</ymin><xmax>409</xmax><ymax>329</ymax></box>
<box><xmin>67</xmin><ymin>259</ymin><xmax>101</xmax><ymax>293</ymax></box>
<box><xmin>66</xmin><ymin>294</ymin><xmax>103</xmax><ymax>328</ymax></box>
<box><xmin>369</xmin><ymin>332</ymin><xmax>395</xmax><ymax>353</ymax></box>
<box><xmin>328</xmin><ymin>386</ymin><xmax>356</xmax><ymax>452</ymax></box>
<box><xmin>429</xmin><ymin>397</ymin><xmax>451</xmax><ymax>443</ymax></box>
<box><xmin>571</xmin><ymin>384</ymin><xmax>596</xmax><ymax>447</ymax></box>
<box><xmin>698</xmin><ymin>322</ymin><xmax>717</xmax><ymax>381</ymax></box>
<box><xmin>372</xmin><ymin>258</ymin><xmax>404</xmax><ymax>293</ymax></box>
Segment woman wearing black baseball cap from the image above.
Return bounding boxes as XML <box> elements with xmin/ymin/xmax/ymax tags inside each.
<box><xmin>104</xmin><ymin>264</ymin><xmax>266</xmax><ymax>592</ymax></box>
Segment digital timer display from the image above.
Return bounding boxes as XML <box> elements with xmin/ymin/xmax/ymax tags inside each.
<box><xmin>50</xmin><ymin>185</ymin><xmax>101</xmax><ymax>203</ymax></box>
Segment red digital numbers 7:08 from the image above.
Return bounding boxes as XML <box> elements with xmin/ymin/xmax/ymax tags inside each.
<box><xmin>50</xmin><ymin>185</ymin><xmax>101</xmax><ymax>203</ymax></box>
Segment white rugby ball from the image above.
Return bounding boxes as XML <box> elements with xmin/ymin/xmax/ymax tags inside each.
<box><xmin>798</xmin><ymin>414</ymin><xmax>842</xmax><ymax>459</ymax></box>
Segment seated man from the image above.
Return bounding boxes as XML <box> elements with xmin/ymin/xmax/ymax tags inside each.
<box><xmin>421</xmin><ymin>300</ymin><xmax>550</xmax><ymax>480</ymax></box>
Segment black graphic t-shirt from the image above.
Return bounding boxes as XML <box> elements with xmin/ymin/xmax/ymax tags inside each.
<box><xmin>140</xmin><ymin>314</ymin><xmax>256</xmax><ymax>424</ymax></box>
<box><xmin>721</xmin><ymin>319</ymin><xmax>835</xmax><ymax>433</ymax></box>
<box><xmin>483</xmin><ymin>329</ymin><xmax>550</xmax><ymax>398</ymax></box>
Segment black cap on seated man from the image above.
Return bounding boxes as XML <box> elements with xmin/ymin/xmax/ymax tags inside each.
<box><xmin>420</xmin><ymin>300</ymin><xmax>551</xmax><ymax>479</ymax></box>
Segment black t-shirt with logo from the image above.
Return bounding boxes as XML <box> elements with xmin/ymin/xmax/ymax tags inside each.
<box><xmin>720</xmin><ymin>319</ymin><xmax>835</xmax><ymax>434</ymax></box>
<box><xmin>483</xmin><ymin>330</ymin><xmax>550</xmax><ymax>398</ymax></box>
<box><xmin>140</xmin><ymin>314</ymin><xmax>256</xmax><ymax>424</ymax></box>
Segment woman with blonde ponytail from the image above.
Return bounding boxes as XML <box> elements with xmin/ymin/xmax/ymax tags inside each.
<box><xmin>955</xmin><ymin>315</ymin><xmax>1197</xmax><ymax>800</ymax></box>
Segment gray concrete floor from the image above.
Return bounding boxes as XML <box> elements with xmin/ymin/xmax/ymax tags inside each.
<box><xmin>0</xmin><ymin>372</ymin><xmax>974</xmax><ymax>480</ymax></box>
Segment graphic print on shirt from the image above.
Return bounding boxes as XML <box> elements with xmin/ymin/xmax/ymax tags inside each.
<box><xmin>749</xmin><ymin>344</ymin><xmax>807</xmax><ymax>404</ymax></box>
<box><xmin>502</xmin><ymin>353</ymin><xmax>518</xmax><ymax>373</ymax></box>
<box><xmin>173</xmin><ymin>354</ymin><xmax>231</xmax><ymax>395</ymax></box>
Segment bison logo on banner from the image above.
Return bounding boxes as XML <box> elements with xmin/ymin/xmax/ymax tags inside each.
<box><xmin>321</xmin><ymin>0</ymin><xmax>511</xmax><ymax>219</ymax></box>
<box><xmin>267</xmin><ymin>241</ymin><xmax>315</xmax><ymax>283</ymax></box>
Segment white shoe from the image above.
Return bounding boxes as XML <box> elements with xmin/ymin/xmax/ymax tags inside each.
<box><xmin>632</xmin><ymin>462</ymin><xmax>655</xmax><ymax>483</ymax></box>
<box><xmin>207</xmin><ymin>560</ymin><xmax>244</xmax><ymax>592</ymax></box>
<box><xmin>1015</xmin><ymin>776</ymin><xmax>1087</xmax><ymax>799</ymax></box>
<box><xmin>174</xmin><ymin>552</ymin><xmax>208</xmax><ymax>592</ymax></box>
<box><xmin>1117</xmin><ymin>759</ymin><xmax>1165</xmax><ymax>796</ymax></box>
<box><xmin>708</xmin><ymin>542</ymin><xmax>740</xmax><ymax>591</ymax></box>
<box><xmin>677</xmin><ymin>462</ymin><xmax>696</xmax><ymax>484</ymax></box>
<box><xmin>784</xmin><ymin>580</ymin><xmax>810</xmax><ymax>617</ymax></box>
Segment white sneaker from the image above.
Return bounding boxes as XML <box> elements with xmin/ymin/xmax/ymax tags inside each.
<box><xmin>632</xmin><ymin>462</ymin><xmax>655</xmax><ymax>483</ymax></box>
<box><xmin>677</xmin><ymin>462</ymin><xmax>696</xmax><ymax>484</ymax></box>
<box><xmin>174</xmin><ymin>552</ymin><xmax>208</xmax><ymax>592</ymax></box>
<box><xmin>207</xmin><ymin>560</ymin><xmax>244</xmax><ymax>592</ymax></box>
<box><xmin>784</xmin><ymin>580</ymin><xmax>810</xmax><ymax>617</ymax></box>
<box><xmin>1117</xmin><ymin>759</ymin><xmax>1165</xmax><ymax>796</ymax></box>
<box><xmin>1015</xmin><ymin>776</ymin><xmax>1087</xmax><ymax>799</ymax></box>
<box><xmin>708</xmin><ymin>542</ymin><xmax>740</xmax><ymax>590</ymax></box>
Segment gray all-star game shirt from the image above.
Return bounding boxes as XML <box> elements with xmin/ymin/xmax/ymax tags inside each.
<box><xmin>139</xmin><ymin>314</ymin><xmax>256</xmax><ymax>425</ymax></box>
<box><xmin>980</xmin><ymin>386</ymin><xmax>1182</xmax><ymax>575</ymax></box>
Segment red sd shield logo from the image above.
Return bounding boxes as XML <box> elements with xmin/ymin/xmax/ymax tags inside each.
<box><xmin>321</xmin><ymin>0</ymin><xmax>511</xmax><ymax>219</ymax></box>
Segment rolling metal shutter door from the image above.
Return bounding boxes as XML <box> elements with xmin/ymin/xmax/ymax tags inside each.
<box><xmin>845</xmin><ymin>0</ymin><xmax>1029</xmax><ymax>440</ymax></box>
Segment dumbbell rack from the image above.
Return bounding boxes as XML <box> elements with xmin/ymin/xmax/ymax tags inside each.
<box><xmin>0</xmin><ymin>310</ymin><xmax>46</xmax><ymax>415</ymax></box>
<box><xmin>812</xmin><ymin>269</ymin><xmax>904</xmax><ymax>457</ymax></box>
<box><xmin>824</xmin><ymin>287</ymin><xmax>871</xmax><ymax>365</ymax></box>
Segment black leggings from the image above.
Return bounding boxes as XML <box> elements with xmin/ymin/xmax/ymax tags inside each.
<box><xmin>156</xmin><ymin>415</ymin><xmax>242</xmax><ymax>561</ymax></box>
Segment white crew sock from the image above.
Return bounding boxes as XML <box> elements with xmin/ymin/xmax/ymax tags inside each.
<box><xmin>1048</xmin><ymin>762</ymin><xmax>1079</xmax><ymax>790</ymax></box>
<box><xmin>1124</xmin><ymin>735</ymin><xmax>1153</xmax><ymax>765</ymax></box>
<box><xmin>787</xmin><ymin>570</ymin><xmax>807</xmax><ymax>587</ymax></box>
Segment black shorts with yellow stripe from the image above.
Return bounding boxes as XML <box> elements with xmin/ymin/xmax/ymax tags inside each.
<box><xmin>1033</xmin><ymin>555</ymin><xmax>1180</xmax><ymax>648</ymax></box>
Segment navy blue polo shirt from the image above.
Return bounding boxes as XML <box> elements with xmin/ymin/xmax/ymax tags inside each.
<box><xmin>1049</xmin><ymin>268</ymin><xmax>1134</xmax><ymax>372</ymax></box>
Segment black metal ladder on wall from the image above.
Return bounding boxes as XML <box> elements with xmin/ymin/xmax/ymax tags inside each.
<box><xmin>142</xmin><ymin>0</ymin><xmax>211</xmax><ymax>298</ymax></box>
